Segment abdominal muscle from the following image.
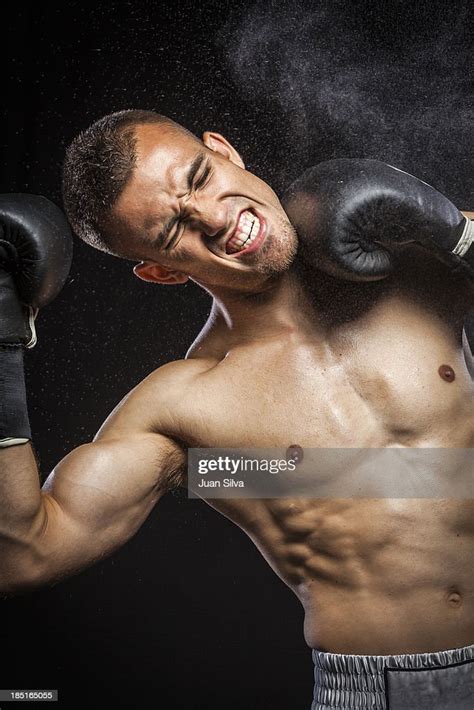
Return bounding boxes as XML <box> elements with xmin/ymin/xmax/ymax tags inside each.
<box><xmin>208</xmin><ymin>495</ymin><xmax>474</xmax><ymax>654</ymax></box>
<box><xmin>184</xmin><ymin>280</ymin><xmax>474</xmax><ymax>654</ymax></box>
<box><xmin>195</xmin><ymin>345</ymin><xmax>474</xmax><ymax>654</ymax></box>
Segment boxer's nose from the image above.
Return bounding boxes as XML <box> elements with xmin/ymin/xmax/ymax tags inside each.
<box><xmin>188</xmin><ymin>195</ymin><xmax>228</xmax><ymax>238</ymax></box>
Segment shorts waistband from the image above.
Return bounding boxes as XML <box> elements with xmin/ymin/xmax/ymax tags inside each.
<box><xmin>312</xmin><ymin>644</ymin><xmax>474</xmax><ymax>709</ymax></box>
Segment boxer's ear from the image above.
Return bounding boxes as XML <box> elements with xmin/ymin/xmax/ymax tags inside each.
<box><xmin>202</xmin><ymin>132</ymin><xmax>245</xmax><ymax>169</ymax></box>
<box><xmin>133</xmin><ymin>261</ymin><xmax>189</xmax><ymax>285</ymax></box>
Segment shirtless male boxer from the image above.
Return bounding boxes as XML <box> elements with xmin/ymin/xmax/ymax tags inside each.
<box><xmin>1</xmin><ymin>110</ymin><xmax>473</xmax><ymax>709</ymax></box>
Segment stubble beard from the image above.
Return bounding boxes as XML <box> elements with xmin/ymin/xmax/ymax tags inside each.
<box><xmin>194</xmin><ymin>219</ymin><xmax>299</xmax><ymax>295</ymax></box>
<box><xmin>253</xmin><ymin>218</ymin><xmax>298</xmax><ymax>276</ymax></box>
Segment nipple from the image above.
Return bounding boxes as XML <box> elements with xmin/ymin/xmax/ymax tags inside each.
<box><xmin>438</xmin><ymin>365</ymin><xmax>455</xmax><ymax>382</ymax></box>
<box><xmin>446</xmin><ymin>589</ymin><xmax>463</xmax><ymax>607</ymax></box>
<box><xmin>286</xmin><ymin>444</ymin><xmax>304</xmax><ymax>464</ymax></box>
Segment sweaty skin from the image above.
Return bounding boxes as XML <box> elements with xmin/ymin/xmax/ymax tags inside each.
<box><xmin>126</xmin><ymin>253</ymin><xmax>474</xmax><ymax>655</ymax></box>
<box><xmin>0</xmin><ymin>123</ymin><xmax>472</xmax><ymax>657</ymax></box>
<box><xmin>182</xmin><ymin>262</ymin><xmax>474</xmax><ymax>655</ymax></box>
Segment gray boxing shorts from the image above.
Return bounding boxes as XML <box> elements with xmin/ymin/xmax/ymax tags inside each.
<box><xmin>312</xmin><ymin>644</ymin><xmax>474</xmax><ymax>709</ymax></box>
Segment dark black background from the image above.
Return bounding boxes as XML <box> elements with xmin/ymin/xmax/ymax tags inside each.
<box><xmin>1</xmin><ymin>1</ymin><xmax>472</xmax><ymax>708</ymax></box>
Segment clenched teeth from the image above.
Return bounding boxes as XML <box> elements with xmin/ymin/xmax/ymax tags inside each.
<box><xmin>226</xmin><ymin>211</ymin><xmax>261</xmax><ymax>253</ymax></box>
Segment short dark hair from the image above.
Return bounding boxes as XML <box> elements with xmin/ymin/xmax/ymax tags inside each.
<box><xmin>62</xmin><ymin>109</ymin><xmax>189</xmax><ymax>257</ymax></box>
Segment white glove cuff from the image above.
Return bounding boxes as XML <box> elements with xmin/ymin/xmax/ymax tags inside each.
<box><xmin>452</xmin><ymin>219</ymin><xmax>474</xmax><ymax>258</ymax></box>
<box><xmin>0</xmin><ymin>437</ymin><xmax>30</xmax><ymax>448</ymax></box>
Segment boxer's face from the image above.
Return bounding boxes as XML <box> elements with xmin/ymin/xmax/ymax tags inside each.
<box><xmin>110</xmin><ymin>123</ymin><xmax>297</xmax><ymax>293</ymax></box>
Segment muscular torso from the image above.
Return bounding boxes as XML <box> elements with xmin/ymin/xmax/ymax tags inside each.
<box><xmin>147</xmin><ymin>256</ymin><xmax>474</xmax><ymax>654</ymax></box>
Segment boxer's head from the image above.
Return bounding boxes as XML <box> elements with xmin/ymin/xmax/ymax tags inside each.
<box><xmin>63</xmin><ymin>110</ymin><xmax>297</xmax><ymax>295</ymax></box>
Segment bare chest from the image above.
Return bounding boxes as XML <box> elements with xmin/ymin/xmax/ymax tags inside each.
<box><xmin>176</xmin><ymin>337</ymin><xmax>473</xmax><ymax>449</ymax></box>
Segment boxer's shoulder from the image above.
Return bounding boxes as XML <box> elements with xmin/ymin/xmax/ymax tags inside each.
<box><xmin>97</xmin><ymin>357</ymin><xmax>217</xmax><ymax>441</ymax></box>
<box><xmin>152</xmin><ymin>357</ymin><xmax>221</xmax><ymax>400</ymax></box>
<box><xmin>125</xmin><ymin>357</ymin><xmax>217</xmax><ymax>408</ymax></box>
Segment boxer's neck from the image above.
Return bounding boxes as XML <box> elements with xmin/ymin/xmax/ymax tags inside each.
<box><xmin>209</xmin><ymin>271</ymin><xmax>324</xmax><ymax>344</ymax></box>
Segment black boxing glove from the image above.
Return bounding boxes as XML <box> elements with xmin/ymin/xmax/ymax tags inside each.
<box><xmin>0</xmin><ymin>194</ymin><xmax>72</xmax><ymax>446</ymax></box>
<box><xmin>282</xmin><ymin>159</ymin><xmax>473</xmax><ymax>282</ymax></box>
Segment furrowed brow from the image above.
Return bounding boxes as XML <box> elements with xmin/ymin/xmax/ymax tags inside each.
<box><xmin>151</xmin><ymin>215</ymin><xmax>179</xmax><ymax>250</ymax></box>
<box><xmin>186</xmin><ymin>152</ymin><xmax>206</xmax><ymax>190</ymax></box>
<box><xmin>149</xmin><ymin>152</ymin><xmax>206</xmax><ymax>249</ymax></box>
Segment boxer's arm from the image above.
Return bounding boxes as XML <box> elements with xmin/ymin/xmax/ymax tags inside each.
<box><xmin>0</xmin><ymin>366</ymin><xmax>188</xmax><ymax>594</ymax></box>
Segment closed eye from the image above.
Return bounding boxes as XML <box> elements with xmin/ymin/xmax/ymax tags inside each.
<box><xmin>164</xmin><ymin>219</ymin><xmax>184</xmax><ymax>251</ymax></box>
<box><xmin>193</xmin><ymin>163</ymin><xmax>212</xmax><ymax>191</ymax></box>
<box><xmin>164</xmin><ymin>161</ymin><xmax>212</xmax><ymax>250</ymax></box>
